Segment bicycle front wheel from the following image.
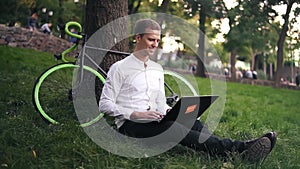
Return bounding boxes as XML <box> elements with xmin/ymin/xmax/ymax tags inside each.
<box><xmin>32</xmin><ymin>62</ymin><xmax>105</xmax><ymax>126</ymax></box>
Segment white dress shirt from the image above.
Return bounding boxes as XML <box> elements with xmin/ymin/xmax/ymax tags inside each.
<box><xmin>99</xmin><ymin>54</ymin><xmax>168</xmax><ymax>128</ymax></box>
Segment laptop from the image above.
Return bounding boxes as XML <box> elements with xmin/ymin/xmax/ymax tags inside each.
<box><xmin>161</xmin><ymin>95</ymin><xmax>219</xmax><ymax>124</ymax></box>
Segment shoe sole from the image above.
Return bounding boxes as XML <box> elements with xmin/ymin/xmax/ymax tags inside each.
<box><xmin>266</xmin><ymin>131</ymin><xmax>277</xmax><ymax>150</ymax></box>
<box><xmin>242</xmin><ymin>137</ymin><xmax>271</xmax><ymax>162</ymax></box>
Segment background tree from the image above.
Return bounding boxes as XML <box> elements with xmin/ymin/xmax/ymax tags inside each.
<box><xmin>236</xmin><ymin>0</ymin><xmax>299</xmax><ymax>85</ymax></box>
<box><xmin>128</xmin><ymin>0</ymin><xmax>142</xmax><ymax>14</ymax></box>
<box><xmin>271</xmin><ymin>0</ymin><xmax>299</xmax><ymax>87</ymax></box>
<box><xmin>183</xmin><ymin>0</ymin><xmax>225</xmax><ymax>77</ymax></box>
<box><xmin>222</xmin><ymin>0</ymin><xmax>299</xmax><ymax>83</ymax></box>
<box><xmin>0</xmin><ymin>0</ymin><xmax>34</xmax><ymax>26</ymax></box>
<box><xmin>237</xmin><ymin>0</ymin><xmax>299</xmax><ymax>86</ymax></box>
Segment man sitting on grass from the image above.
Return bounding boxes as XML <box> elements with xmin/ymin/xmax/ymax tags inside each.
<box><xmin>99</xmin><ymin>18</ymin><xmax>277</xmax><ymax>162</ymax></box>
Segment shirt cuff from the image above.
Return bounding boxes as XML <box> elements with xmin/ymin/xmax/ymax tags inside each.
<box><xmin>118</xmin><ymin>106</ymin><xmax>134</xmax><ymax>120</ymax></box>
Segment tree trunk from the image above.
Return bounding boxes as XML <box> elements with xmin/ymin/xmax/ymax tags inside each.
<box><xmin>160</xmin><ymin>0</ymin><xmax>170</xmax><ymax>13</ymax></box>
<box><xmin>154</xmin><ymin>0</ymin><xmax>170</xmax><ymax>61</ymax></box>
<box><xmin>230</xmin><ymin>48</ymin><xmax>237</xmax><ymax>81</ymax></box>
<box><xmin>197</xmin><ymin>8</ymin><xmax>206</xmax><ymax>78</ymax></box>
<box><xmin>128</xmin><ymin>0</ymin><xmax>142</xmax><ymax>14</ymax></box>
<box><xmin>85</xmin><ymin>0</ymin><xmax>128</xmax><ymax>102</ymax></box>
<box><xmin>57</xmin><ymin>0</ymin><xmax>65</xmax><ymax>39</ymax></box>
<box><xmin>275</xmin><ymin>0</ymin><xmax>295</xmax><ymax>87</ymax></box>
<box><xmin>251</xmin><ymin>51</ymin><xmax>258</xmax><ymax>71</ymax></box>
<box><xmin>251</xmin><ymin>54</ymin><xmax>256</xmax><ymax>71</ymax></box>
<box><xmin>156</xmin><ymin>0</ymin><xmax>170</xmax><ymax>27</ymax></box>
<box><xmin>270</xmin><ymin>63</ymin><xmax>273</xmax><ymax>80</ymax></box>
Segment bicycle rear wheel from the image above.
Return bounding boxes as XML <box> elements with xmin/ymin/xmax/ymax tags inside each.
<box><xmin>32</xmin><ymin>62</ymin><xmax>105</xmax><ymax>126</ymax></box>
<box><xmin>164</xmin><ymin>70</ymin><xmax>198</xmax><ymax>106</ymax></box>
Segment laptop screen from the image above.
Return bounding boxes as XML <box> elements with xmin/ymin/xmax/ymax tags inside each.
<box><xmin>162</xmin><ymin>95</ymin><xmax>219</xmax><ymax>123</ymax></box>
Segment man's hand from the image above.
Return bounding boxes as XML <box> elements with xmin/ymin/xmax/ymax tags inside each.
<box><xmin>130</xmin><ymin>111</ymin><xmax>164</xmax><ymax>120</ymax></box>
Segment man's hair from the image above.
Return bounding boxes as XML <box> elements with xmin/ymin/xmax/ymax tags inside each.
<box><xmin>134</xmin><ymin>18</ymin><xmax>161</xmax><ymax>36</ymax></box>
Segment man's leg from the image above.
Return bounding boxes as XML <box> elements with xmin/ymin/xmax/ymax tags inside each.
<box><xmin>119</xmin><ymin>120</ymin><xmax>276</xmax><ymax>161</ymax></box>
<box><xmin>180</xmin><ymin>120</ymin><xmax>245</xmax><ymax>156</ymax></box>
<box><xmin>118</xmin><ymin>120</ymin><xmax>187</xmax><ymax>138</ymax></box>
<box><xmin>119</xmin><ymin>120</ymin><xmax>244</xmax><ymax>156</ymax></box>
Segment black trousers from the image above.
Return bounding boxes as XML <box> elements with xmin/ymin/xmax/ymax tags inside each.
<box><xmin>119</xmin><ymin>120</ymin><xmax>246</xmax><ymax>157</ymax></box>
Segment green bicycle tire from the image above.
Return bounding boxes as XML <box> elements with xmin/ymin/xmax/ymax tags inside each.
<box><xmin>32</xmin><ymin>62</ymin><xmax>105</xmax><ymax>127</ymax></box>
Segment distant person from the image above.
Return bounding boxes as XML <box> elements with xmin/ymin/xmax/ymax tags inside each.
<box><xmin>69</xmin><ymin>28</ymin><xmax>78</xmax><ymax>43</ymax></box>
<box><xmin>40</xmin><ymin>22</ymin><xmax>53</xmax><ymax>35</ymax></box>
<box><xmin>27</xmin><ymin>12</ymin><xmax>38</xmax><ymax>31</ymax></box>
<box><xmin>189</xmin><ymin>63</ymin><xmax>196</xmax><ymax>73</ymax></box>
<box><xmin>252</xmin><ymin>70</ymin><xmax>257</xmax><ymax>79</ymax></box>
<box><xmin>296</xmin><ymin>72</ymin><xmax>300</xmax><ymax>87</ymax></box>
<box><xmin>242</xmin><ymin>69</ymin><xmax>247</xmax><ymax>78</ymax></box>
<box><xmin>245</xmin><ymin>70</ymin><xmax>253</xmax><ymax>79</ymax></box>
<box><xmin>224</xmin><ymin>68</ymin><xmax>229</xmax><ymax>76</ymax></box>
<box><xmin>8</xmin><ymin>20</ymin><xmax>15</xmax><ymax>27</ymax></box>
<box><xmin>236</xmin><ymin>69</ymin><xmax>243</xmax><ymax>80</ymax></box>
<box><xmin>280</xmin><ymin>77</ymin><xmax>289</xmax><ymax>85</ymax></box>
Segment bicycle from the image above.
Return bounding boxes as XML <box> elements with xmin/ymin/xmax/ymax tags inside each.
<box><xmin>32</xmin><ymin>21</ymin><xmax>198</xmax><ymax>127</ymax></box>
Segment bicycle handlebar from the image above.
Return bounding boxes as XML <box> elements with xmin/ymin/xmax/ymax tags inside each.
<box><xmin>57</xmin><ymin>21</ymin><xmax>83</xmax><ymax>62</ymax></box>
<box><xmin>64</xmin><ymin>21</ymin><xmax>83</xmax><ymax>39</ymax></box>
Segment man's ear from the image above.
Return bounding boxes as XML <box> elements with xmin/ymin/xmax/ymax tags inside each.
<box><xmin>135</xmin><ymin>34</ymin><xmax>141</xmax><ymax>43</ymax></box>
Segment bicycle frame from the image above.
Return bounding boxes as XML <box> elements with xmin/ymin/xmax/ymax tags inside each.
<box><xmin>61</xmin><ymin>21</ymin><xmax>180</xmax><ymax>101</ymax></box>
<box><xmin>33</xmin><ymin>21</ymin><xmax>198</xmax><ymax>126</ymax></box>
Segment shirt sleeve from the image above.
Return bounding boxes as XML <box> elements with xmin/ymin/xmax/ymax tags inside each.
<box><xmin>155</xmin><ymin>67</ymin><xmax>169</xmax><ymax>115</ymax></box>
<box><xmin>98</xmin><ymin>63</ymin><xmax>134</xmax><ymax>120</ymax></box>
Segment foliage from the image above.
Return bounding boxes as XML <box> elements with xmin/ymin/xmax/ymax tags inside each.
<box><xmin>0</xmin><ymin>0</ymin><xmax>28</xmax><ymax>25</ymax></box>
<box><xmin>0</xmin><ymin>0</ymin><xmax>83</xmax><ymax>35</ymax></box>
<box><xmin>224</xmin><ymin>1</ymin><xmax>276</xmax><ymax>53</ymax></box>
<box><xmin>19</xmin><ymin>0</ymin><xmax>36</xmax><ymax>8</ymax></box>
<box><xmin>2</xmin><ymin>0</ymin><xmax>298</xmax><ymax>75</ymax></box>
<box><xmin>256</xmin><ymin>69</ymin><xmax>268</xmax><ymax>80</ymax></box>
<box><xmin>213</xmin><ymin>42</ymin><xmax>230</xmax><ymax>63</ymax></box>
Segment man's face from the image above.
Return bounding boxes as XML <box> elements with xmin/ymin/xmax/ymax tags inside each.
<box><xmin>135</xmin><ymin>28</ymin><xmax>161</xmax><ymax>57</ymax></box>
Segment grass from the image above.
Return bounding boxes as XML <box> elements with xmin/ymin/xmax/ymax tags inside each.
<box><xmin>0</xmin><ymin>45</ymin><xmax>300</xmax><ymax>168</ymax></box>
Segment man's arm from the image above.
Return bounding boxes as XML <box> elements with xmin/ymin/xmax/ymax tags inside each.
<box><xmin>130</xmin><ymin>111</ymin><xmax>164</xmax><ymax>120</ymax></box>
<box><xmin>98</xmin><ymin>63</ymin><xmax>133</xmax><ymax>120</ymax></box>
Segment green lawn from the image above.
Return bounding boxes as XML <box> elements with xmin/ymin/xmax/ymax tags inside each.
<box><xmin>0</xmin><ymin>45</ymin><xmax>299</xmax><ymax>168</ymax></box>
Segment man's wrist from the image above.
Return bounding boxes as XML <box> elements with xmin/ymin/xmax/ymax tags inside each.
<box><xmin>130</xmin><ymin>111</ymin><xmax>139</xmax><ymax>120</ymax></box>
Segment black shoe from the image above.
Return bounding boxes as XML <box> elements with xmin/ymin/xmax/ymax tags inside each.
<box><xmin>242</xmin><ymin>132</ymin><xmax>277</xmax><ymax>162</ymax></box>
<box><xmin>261</xmin><ymin>131</ymin><xmax>277</xmax><ymax>150</ymax></box>
<box><xmin>248</xmin><ymin>131</ymin><xmax>277</xmax><ymax>153</ymax></box>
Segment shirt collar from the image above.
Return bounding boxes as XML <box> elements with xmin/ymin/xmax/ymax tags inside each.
<box><xmin>131</xmin><ymin>54</ymin><xmax>150</xmax><ymax>66</ymax></box>
<box><xmin>131</xmin><ymin>54</ymin><xmax>150</xmax><ymax>68</ymax></box>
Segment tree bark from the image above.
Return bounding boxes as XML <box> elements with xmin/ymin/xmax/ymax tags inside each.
<box><xmin>57</xmin><ymin>0</ymin><xmax>65</xmax><ymax>39</ymax></box>
<box><xmin>85</xmin><ymin>0</ymin><xmax>128</xmax><ymax>102</ymax></box>
<box><xmin>251</xmin><ymin>49</ymin><xmax>258</xmax><ymax>71</ymax></box>
<box><xmin>197</xmin><ymin>8</ymin><xmax>206</xmax><ymax>78</ymax></box>
<box><xmin>85</xmin><ymin>0</ymin><xmax>128</xmax><ymax>71</ymax></box>
<box><xmin>230</xmin><ymin>48</ymin><xmax>237</xmax><ymax>81</ymax></box>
